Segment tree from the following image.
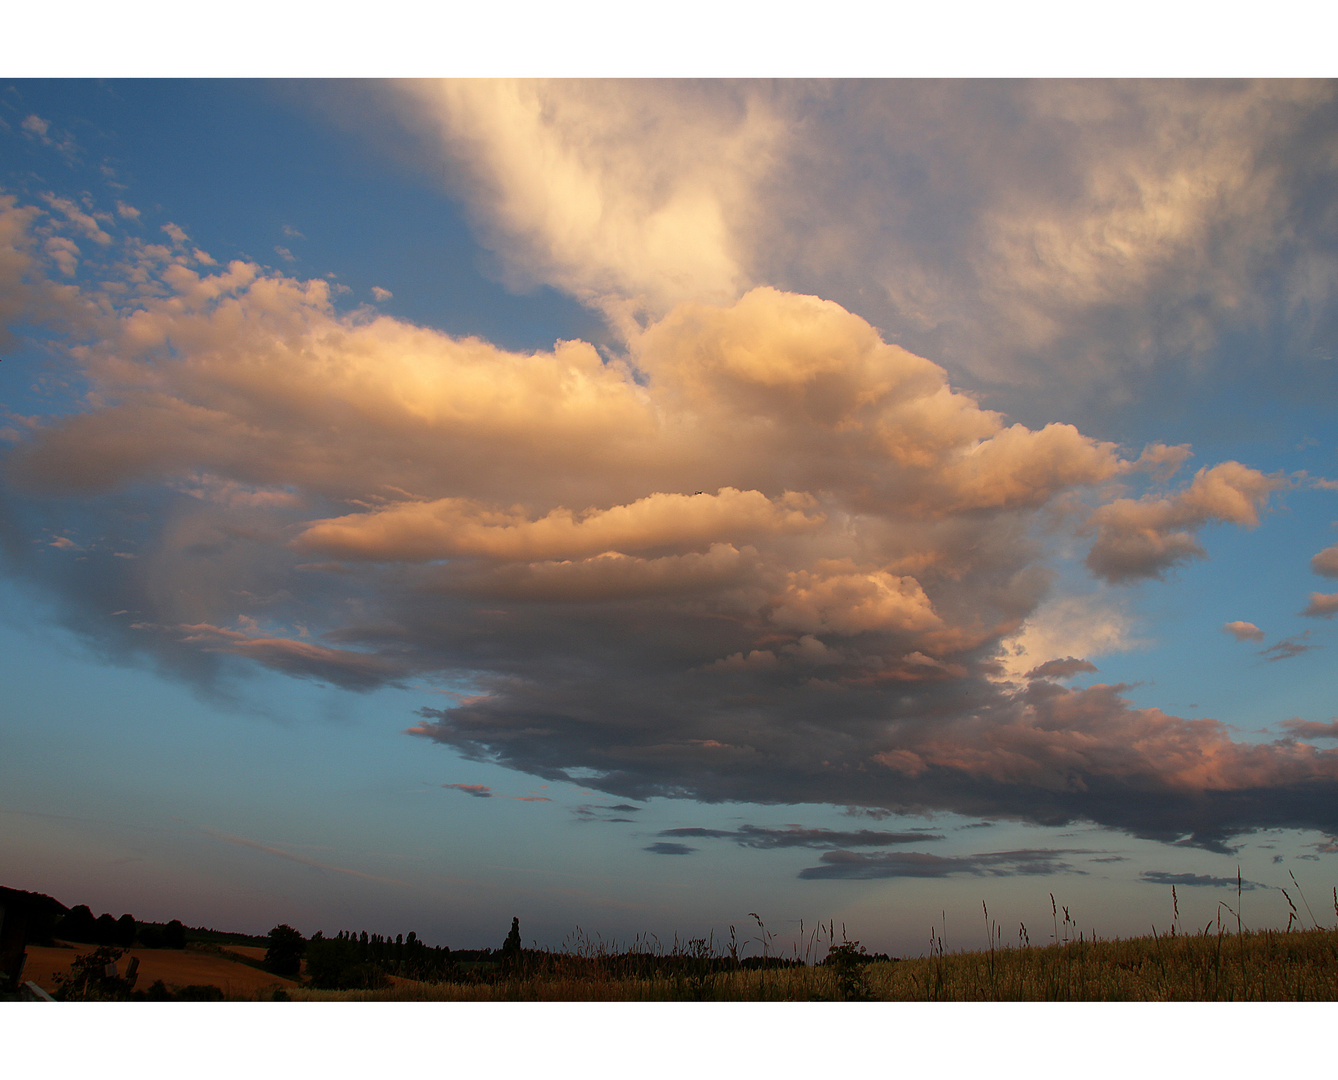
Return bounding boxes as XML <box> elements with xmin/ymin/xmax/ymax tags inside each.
<box><xmin>163</xmin><ymin>919</ymin><xmax>186</xmax><ymax>949</ymax></box>
<box><xmin>116</xmin><ymin>913</ymin><xmax>136</xmax><ymax>947</ymax></box>
<box><xmin>57</xmin><ymin>904</ymin><xmax>96</xmax><ymax>943</ymax></box>
<box><xmin>500</xmin><ymin>916</ymin><xmax>522</xmax><ymax>967</ymax></box>
<box><xmin>94</xmin><ymin>912</ymin><xmax>118</xmax><ymax>945</ymax></box>
<box><xmin>264</xmin><ymin>924</ymin><xmax>306</xmax><ymax>977</ymax></box>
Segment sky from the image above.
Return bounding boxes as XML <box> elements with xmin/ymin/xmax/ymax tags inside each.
<box><xmin>4</xmin><ymin>76</ymin><xmax>1338</xmax><ymax>963</ymax></box>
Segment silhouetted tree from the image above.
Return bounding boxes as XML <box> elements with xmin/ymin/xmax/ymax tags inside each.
<box><xmin>57</xmin><ymin>904</ymin><xmax>97</xmax><ymax>943</ymax></box>
<box><xmin>94</xmin><ymin>912</ymin><xmax>118</xmax><ymax>945</ymax></box>
<box><xmin>264</xmin><ymin>924</ymin><xmax>306</xmax><ymax>977</ymax></box>
<box><xmin>116</xmin><ymin>913</ymin><xmax>136</xmax><ymax>947</ymax></box>
<box><xmin>163</xmin><ymin>919</ymin><xmax>186</xmax><ymax>949</ymax></box>
<box><xmin>500</xmin><ymin>916</ymin><xmax>522</xmax><ymax>969</ymax></box>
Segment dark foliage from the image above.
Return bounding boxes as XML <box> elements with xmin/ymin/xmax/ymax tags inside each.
<box><xmin>264</xmin><ymin>924</ymin><xmax>306</xmax><ymax>977</ymax></box>
<box><xmin>116</xmin><ymin>913</ymin><xmax>136</xmax><ymax>947</ymax></box>
<box><xmin>51</xmin><ymin>946</ymin><xmax>134</xmax><ymax>1001</ymax></box>
<box><xmin>55</xmin><ymin>904</ymin><xmax>97</xmax><ymax>943</ymax></box>
<box><xmin>302</xmin><ymin>928</ymin><xmax>455</xmax><ymax>989</ymax></box>
<box><xmin>133</xmin><ymin>978</ymin><xmax>225</xmax><ymax>1001</ymax></box>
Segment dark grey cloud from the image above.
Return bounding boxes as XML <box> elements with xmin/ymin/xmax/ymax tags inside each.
<box><xmin>1141</xmin><ymin>871</ymin><xmax>1260</xmax><ymax>890</ymax></box>
<box><xmin>644</xmin><ymin>842</ymin><xmax>695</xmax><ymax>856</ymax></box>
<box><xmin>657</xmin><ymin>825</ymin><xmax>942</xmax><ymax>850</ymax></box>
<box><xmin>572</xmin><ymin>804</ymin><xmax>638</xmax><ymax>824</ymax></box>
<box><xmin>798</xmin><ymin>848</ymin><xmax>1089</xmax><ymax>881</ymax></box>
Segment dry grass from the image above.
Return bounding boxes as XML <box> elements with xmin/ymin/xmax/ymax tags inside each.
<box><xmin>285</xmin><ymin>924</ymin><xmax>1338</xmax><ymax>1002</ymax></box>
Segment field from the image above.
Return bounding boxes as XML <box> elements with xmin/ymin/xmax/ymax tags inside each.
<box><xmin>277</xmin><ymin>924</ymin><xmax>1338</xmax><ymax>1002</ymax></box>
<box><xmin>23</xmin><ymin>943</ymin><xmax>299</xmax><ymax>1000</ymax></box>
<box><xmin>24</xmin><ymin>902</ymin><xmax>1338</xmax><ymax>1001</ymax></box>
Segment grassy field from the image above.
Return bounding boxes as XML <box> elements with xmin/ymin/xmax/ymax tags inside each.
<box><xmin>26</xmin><ymin>891</ymin><xmax>1338</xmax><ymax>1001</ymax></box>
<box><xmin>282</xmin><ymin>923</ymin><xmax>1338</xmax><ymax>1002</ymax></box>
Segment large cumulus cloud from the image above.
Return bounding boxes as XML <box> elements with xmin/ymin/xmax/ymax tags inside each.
<box><xmin>2</xmin><ymin>183</ymin><xmax>1332</xmax><ymax>852</ymax></box>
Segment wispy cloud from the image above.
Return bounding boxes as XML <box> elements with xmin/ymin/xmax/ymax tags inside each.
<box><xmin>798</xmin><ymin>848</ymin><xmax>1090</xmax><ymax>881</ymax></box>
<box><xmin>658</xmin><ymin>824</ymin><xmax>942</xmax><ymax>850</ymax></box>
<box><xmin>1260</xmin><ymin>633</ymin><xmax>1316</xmax><ymax>661</ymax></box>
<box><xmin>1141</xmin><ymin>871</ymin><xmax>1260</xmax><ymax>890</ymax></box>
<box><xmin>204</xmin><ymin>829</ymin><xmax>408</xmax><ymax>886</ymax></box>
<box><xmin>444</xmin><ymin>784</ymin><xmax>493</xmax><ymax>798</ymax></box>
<box><xmin>1223</xmin><ymin>621</ymin><xmax>1265</xmax><ymax>642</ymax></box>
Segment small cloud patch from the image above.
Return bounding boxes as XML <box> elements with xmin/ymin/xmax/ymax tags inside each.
<box><xmin>644</xmin><ymin>842</ymin><xmax>695</xmax><ymax>856</ymax></box>
<box><xmin>444</xmin><ymin>783</ymin><xmax>493</xmax><ymax>798</ymax></box>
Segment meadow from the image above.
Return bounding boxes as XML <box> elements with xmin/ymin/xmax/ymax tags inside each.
<box><xmin>288</xmin><ymin>923</ymin><xmax>1338</xmax><ymax>1002</ymax></box>
<box><xmin>28</xmin><ymin>881</ymin><xmax>1338</xmax><ymax>1002</ymax></box>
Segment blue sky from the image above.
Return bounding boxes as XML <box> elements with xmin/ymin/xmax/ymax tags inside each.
<box><xmin>4</xmin><ymin>77</ymin><xmax>1338</xmax><ymax>961</ymax></box>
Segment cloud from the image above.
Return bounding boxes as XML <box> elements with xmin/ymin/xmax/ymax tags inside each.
<box><xmin>1083</xmin><ymin>463</ymin><xmax>1283</xmax><ymax>584</ymax></box>
<box><xmin>3</xmin><ymin>188</ymin><xmax>1335</xmax><ymax>851</ymax></box>
<box><xmin>1281</xmin><ymin>719</ymin><xmax>1338</xmax><ymax>742</ymax></box>
<box><xmin>355</xmin><ymin>81</ymin><xmax>1338</xmax><ymax>434</ymax></box>
<box><xmin>1025</xmin><ymin>657</ymin><xmax>1098</xmax><ymax>680</ymax></box>
<box><xmin>1223</xmin><ymin>621</ymin><xmax>1265</xmax><ymax>642</ymax></box>
<box><xmin>657</xmin><ymin>825</ymin><xmax>943</xmax><ymax>849</ymax></box>
<box><xmin>115</xmin><ymin>201</ymin><xmax>140</xmax><ymax>221</ymax></box>
<box><xmin>1141</xmin><ymin>871</ymin><xmax>1259</xmax><ymax>890</ymax></box>
<box><xmin>371</xmin><ymin>286</ymin><xmax>392</xmax><ymax>302</ymax></box>
<box><xmin>1311</xmin><ymin>544</ymin><xmax>1338</xmax><ymax>577</ymax></box>
<box><xmin>178</xmin><ymin>622</ymin><xmax>408</xmax><ymax>690</ymax></box>
<box><xmin>444</xmin><ymin>784</ymin><xmax>493</xmax><ymax>798</ymax></box>
<box><xmin>999</xmin><ymin>593</ymin><xmax>1138</xmax><ymax>683</ymax></box>
<box><xmin>387</xmin><ymin>79</ymin><xmax>782</xmax><ymax>326</ymax></box>
<box><xmin>43</xmin><ymin>194</ymin><xmax>112</xmax><ymax>246</ymax></box>
<box><xmin>1301</xmin><ymin>592</ymin><xmax>1338</xmax><ymax>618</ymax></box>
<box><xmin>571</xmin><ymin>804</ymin><xmax>640</xmax><ymax>823</ymax></box>
<box><xmin>644</xmin><ymin>842</ymin><xmax>696</xmax><ymax>856</ymax></box>
<box><xmin>798</xmin><ymin>848</ymin><xmax>1089</xmax><ymax>880</ymax></box>
<box><xmin>1260</xmin><ymin>634</ymin><xmax>1316</xmax><ymax>661</ymax></box>
<box><xmin>205</xmin><ymin>828</ymin><xmax>407</xmax><ymax>885</ymax></box>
